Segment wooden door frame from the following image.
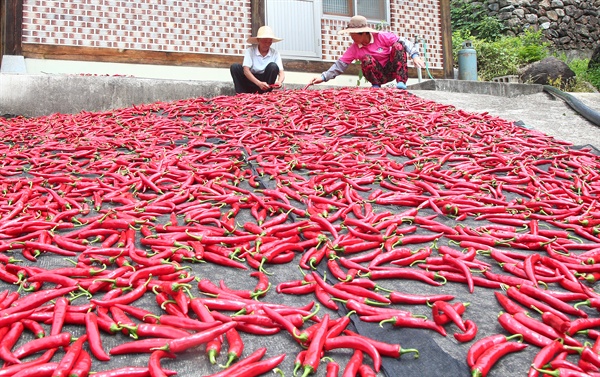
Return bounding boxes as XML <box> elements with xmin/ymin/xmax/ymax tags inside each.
<box><xmin>1</xmin><ymin>0</ymin><xmax>23</xmax><ymax>57</ymax></box>
<box><xmin>251</xmin><ymin>0</ymin><xmax>265</xmax><ymax>39</ymax></box>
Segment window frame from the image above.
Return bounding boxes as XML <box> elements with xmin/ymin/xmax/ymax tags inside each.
<box><xmin>322</xmin><ymin>0</ymin><xmax>390</xmax><ymax>23</ymax></box>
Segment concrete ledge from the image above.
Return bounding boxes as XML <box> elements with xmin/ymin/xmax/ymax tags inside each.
<box><xmin>0</xmin><ymin>56</ymin><xmax>27</xmax><ymax>74</ymax></box>
<box><xmin>408</xmin><ymin>79</ymin><xmax>544</xmax><ymax>98</ymax></box>
<box><xmin>0</xmin><ymin>73</ymin><xmax>239</xmax><ymax>117</ymax></box>
<box><xmin>2</xmin><ymin>74</ymin><xmax>547</xmax><ymax>118</ymax></box>
<box><xmin>0</xmin><ymin>73</ymin><xmax>348</xmax><ymax>117</ymax></box>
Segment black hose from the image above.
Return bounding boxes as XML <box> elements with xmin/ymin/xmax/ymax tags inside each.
<box><xmin>542</xmin><ymin>85</ymin><xmax>600</xmax><ymax>127</ymax></box>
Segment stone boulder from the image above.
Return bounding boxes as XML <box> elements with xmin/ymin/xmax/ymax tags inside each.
<box><xmin>589</xmin><ymin>45</ymin><xmax>600</xmax><ymax>70</ymax></box>
<box><xmin>519</xmin><ymin>56</ymin><xmax>576</xmax><ymax>89</ymax></box>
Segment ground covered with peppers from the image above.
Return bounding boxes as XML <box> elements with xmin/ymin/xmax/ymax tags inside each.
<box><xmin>1</xmin><ymin>87</ymin><xmax>600</xmax><ymax>377</ymax></box>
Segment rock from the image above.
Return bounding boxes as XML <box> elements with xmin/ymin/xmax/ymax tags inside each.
<box><xmin>519</xmin><ymin>56</ymin><xmax>576</xmax><ymax>88</ymax></box>
<box><xmin>589</xmin><ymin>45</ymin><xmax>600</xmax><ymax>70</ymax></box>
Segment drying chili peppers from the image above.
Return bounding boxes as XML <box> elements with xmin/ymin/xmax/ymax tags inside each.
<box><xmin>1</xmin><ymin>85</ymin><xmax>600</xmax><ymax>377</ymax></box>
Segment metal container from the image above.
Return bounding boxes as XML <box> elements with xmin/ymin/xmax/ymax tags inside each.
<box><xmin>458</xmin><ymin>41</ymin><xmax>478</xmax><ymax>81</ymax></box>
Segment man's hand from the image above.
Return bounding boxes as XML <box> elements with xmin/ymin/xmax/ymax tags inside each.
<box><xmin>258</xmin><ymin>81</ymin><xmax>271</xmax><ymax>91</ymax></box>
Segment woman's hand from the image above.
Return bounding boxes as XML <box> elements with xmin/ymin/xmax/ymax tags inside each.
<box><xmin>412</xmin><ymin>56</ymin><xmax>426</xmax><ymax>69</ymax></box>
<box><xmin>309</xmin><ymin>77</ymin><xmax>324</xmax><ymax>86</ymax></box>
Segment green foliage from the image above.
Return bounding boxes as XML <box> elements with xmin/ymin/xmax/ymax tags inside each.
<box><xmin>450</xmin><ymin>0</ymin><xmax>505</xmax><ymax>41</ymax></box>
<box><xmin>562</xmin><ymin>56</ymin><xmax>600</xmax><ymax>91</ymax></box>
<box><xmin>449</xmin><ymin>1</ymin><xmax>595</xmax><ymax>91</ymax></box>
<box><xmin>452</xmin><ymin>29</ymin><xmax>549</xmax><ymax>81</ymax></box>
<box><xmin>585</xmin><ymin>67</ymin><xmax>600</xmax><ymax>90</ymax></box>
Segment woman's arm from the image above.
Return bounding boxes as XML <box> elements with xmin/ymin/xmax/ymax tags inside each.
<box><xmin>310</xmin><ymin>60</ymin><xmax>350</xmax><ymax>85</ymax></box>
<box><xmin>397</xmin><ymin>37</ymin><xmax>425</xmax><ymax>68</ymax></box>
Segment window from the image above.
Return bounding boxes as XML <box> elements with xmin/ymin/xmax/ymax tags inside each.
<box><xmin>323</xmin><ymin>0</ymin><xmax>387</xmax><ymax>21</ymax></box>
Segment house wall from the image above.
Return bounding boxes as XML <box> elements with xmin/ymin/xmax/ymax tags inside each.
<box><xmin>320</xmin><ymin>0</ymin><xmax>444</xmax><ymax>68</ymax></box>
<box><xmin>21</xmin><ymin>0</ymin><xmax>443</xmax><ymax>69</ymax></box>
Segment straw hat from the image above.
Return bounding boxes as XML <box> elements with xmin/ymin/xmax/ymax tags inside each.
<box><xmin>247</xmin><ymin>26</ymin><xmax>283</xmax><ymax>44</ymax></box>
<box><xmin>338</xmin><ymin>15</ymin><xmax>379</xmax><ymax>35</ymax></box>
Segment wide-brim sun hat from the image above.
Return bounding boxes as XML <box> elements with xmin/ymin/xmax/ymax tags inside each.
<box><xmin>338</xmin><ymin>15</ymin><xmax>379</xmax><ymax>35</ymax></box>
<box><xmin>247</xmin><ymin>26</ymin><xmax>283</xmax><ymax>44</ymax></box>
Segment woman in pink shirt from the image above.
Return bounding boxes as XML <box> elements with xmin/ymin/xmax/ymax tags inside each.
<box><xmin>309</xmin><ymin>15</ymin><xmax>425</xmax><ymax>89</ymax></box>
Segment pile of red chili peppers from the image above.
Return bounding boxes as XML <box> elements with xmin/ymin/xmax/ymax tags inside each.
<box><xmin>1</xmin><ymin>87</ymin><xmax>600</xmax><ymax>377</ymax></box>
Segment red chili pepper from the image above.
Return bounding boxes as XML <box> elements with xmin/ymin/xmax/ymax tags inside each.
<box><xmin>342</xmin><ymin>349</ymin><xmax>363</xmax><ymax>377</ymax></box>
<box><xmin>494</xmin><ymin>291</ymin><xmax>527</xmax><ymax>315</ymax></box>
<box><xmin>299</xmin><ymin>314</ymin><xmax>329</xmax><ymax>377</ymax></box>
<box><xmin>147</xmin><ymin>350</ymin><xmax>176</xmax><ymax>377</ymax></box>
<box><xmin>12</xmin><ymin>331</ymin><xmax>72</xmax><ymax>359</ymax></box>
<box><xmin>453</xmin><ymin>319</ymin><xmax>478</xmax><ymax>342</ymax></box>
<box><xmin>69</xmin><ymin>349</ymin><xmax>92</xmax><ymax>377</ymax></box>
<box><xmin>470</xmin><ymin>341</ymin><xmax>528</xmax><ymax>377</ymax></box>
<box><xmin>217</xmin><ymin>327</ymin><xmax>243</xmax><ymax>369</ymax></box>
<box><xmin>334</xmin><ymin>282</ymin><xmax>390</xmax><ymax>304</ymax></box>
<box><xmin>542</xmin><ymin>311</ymin><xmax>571</xmax><ymax>334</ymax></box>
<box><xmin>0</xmin><ymin>286</ymin><xmax>78</xmax><ymax>316</ymax></box>
<box><xmin>49</xmin><ymin>296</ymin><xmax>70</xmax><ymax>337</ymax></box>
<box><xmin>85</xmin><ymin>311</ymin><xmax>111</xmax><ymax>361</ymax></box>
<box><xmin>518</xmin><ymin>283</ymin><xmax>588</xmax><ymax>318</ymax></box>
<box><xmin>513</xmin><ymin>311</ymin><xmax>580</xmax><ymax>347</ymax></box>
<box><xmin>154</xmin><ymin>322</ymin><xmax>237</xmax><ymax>353</ymax></box>
<box><xmin>569</xmin><ymin>317</ymin><xmax>600</xmax><ymax>336</ymax></box>
<box><xmin>367</xmin><ymin>247</ymin><xmax>413</xmax><ymax>268</ymax></box>
<box><xmin>431</xmin><ymin>300</ymin><xmax>467</xmax><ymax>331</ymax></box>
<box><xmin>0</xmin><ymin>349</ymin><xmax>56</xmax><ymax>377</ymax></box>
<box><xmin>379</xmin><ymin>314</ymin><xmax>447</xmax><ymax>336</ymax></box>
<box><xmin>0</xmin><ymin>321</ymin><xmax>24</xmax><ymax>365</ymax></box>
<box><xmin>528</xmin><ymin>339</ymin><xmax>565</xmax><ymax>377</ymax></box>
<box><xmin>109</xmin><ymin>338</ymin><xmax>171</xmax><ymax>355</ymax></box>
<box><xmin>466</xmin><ymin>333</ymin><xmax>524</xmax><ymax>368</ymax></box>
<box><xmin>223</xmin><ymin>353</ymin><xmax>287</xmax><ymax>377</ymax></box>
<box><xmin>497</xmin><ymin>312</ymin><xmax>553</xmax><ymax>348</ymax></box>
<box><xmin>505</xmin><ymin>286</ymin><xmax>570</xmax><ymax>322</ymax></box>
<box><xmin>360</xmin><ymin>267</ymin><xmax>444</xmax><ymax>286</ymax></box>
<box><xmin>443</xmin><ymin>253</ymin><xmax>477</xmax><ymax>293</ymax></box>
<box><xmin>342</xmin><ymin>329</ymin><xmax>419</xmax><ymax>359</ymax></box>
<box><xmin>121</xmin><ymin>322</ymin><xmax>191</xmax><ymax>340</ymax></box>
<box><xmin>21</xmin><ymin>318</ymin><xmax>46</xmax><ymax>338</ymax></box>
<box><xmin>53</xmin><ymin>333</ymin><xmax>88</xmax><ymax>377</ymax></box>
<box><xmin>324</xmin><ymin>335</ymin><xmax>381</xmax><ymax>372</ymax></box>
<box><xmin>8</xmin><ymin>362</ymin><xmax>59</xmax><ymax>377</ymax></box>
<box><xmin>85</xmin><ymin>366</ymin><xmax>176</xmax><ymax>377</ymax></box>
<box><xmin>90</xmin><ymin>278</ymin><xmax>150</xmax><ymax>307</ymax></box>
<box><xmin>0</xmin><ymin>308</ymin><xmax>36</xmax><ymax>329</ymax></box>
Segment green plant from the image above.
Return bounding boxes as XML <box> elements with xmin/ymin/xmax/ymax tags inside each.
<box><xmin>451</xmin><ymin>0</ymin><xmax>505</xmax><ymax>41</ymax></box>
<box><xmin>565</xmin><ymin>58</ymin><xmax>600</xmax><ymax>91</ymax></box>
<box><xmin>452</xmin><ymin>29</ymin><xmax>549</xmax><ymax>81</ymax></box>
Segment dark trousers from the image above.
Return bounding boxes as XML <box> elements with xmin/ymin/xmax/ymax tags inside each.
<box><xmin>230</xmin><ymin>62</ymin><xmax>280</xmax><ymax>94</ymax></box>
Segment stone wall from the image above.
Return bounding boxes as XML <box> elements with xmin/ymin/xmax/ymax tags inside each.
<box><xmin>474</xmin><ymin>0</ymin><xmax>599</xmax><ymax>56</ymax></box>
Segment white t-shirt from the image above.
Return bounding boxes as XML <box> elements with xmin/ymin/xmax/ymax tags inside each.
<box><xmin>242</xmin><ymin>46</ymin><xmax>284</xmax><ymax>75</ymax></box>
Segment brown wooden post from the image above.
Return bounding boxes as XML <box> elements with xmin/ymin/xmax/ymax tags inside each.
<box><xmin>439</xmin><ymin>0</ymin><xmax>454</xmax><ymax>79</ymax></box>
<box><xmin>250</xmin><ymin>0</ymin><xmax>265</xmax><ymax>38</ymax></box>
<box><xmin>1</xmin><ymin>0</ymin><xmax>23</xmax><ymax>56</ymax></box>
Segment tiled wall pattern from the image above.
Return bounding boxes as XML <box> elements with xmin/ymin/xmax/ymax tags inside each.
<box><xmin>22</xmin><ymin>0</ymin><xmax>442</xmax><ymax>69</ymax></box>
<box><xmin>22</xmin><ymin>0</ymin><xmax>252</xmax><ymax>55</ymax></box>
